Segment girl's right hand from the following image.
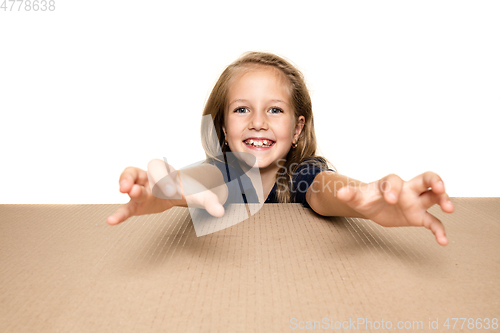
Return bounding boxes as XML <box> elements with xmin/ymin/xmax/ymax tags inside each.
<box><xmin>146</xmin><ymin>159</ymin><xmax>226</xmax><ymax>218</ymax></box>
<box><xmin>106</xmin><ymin>160</ymin><xmax>226</xmax><ymax>225</ymax></box>
<box><xmin>106</xmin><ymin>166</ymin><xmax>176</xmax><ymax>225</ymax></box>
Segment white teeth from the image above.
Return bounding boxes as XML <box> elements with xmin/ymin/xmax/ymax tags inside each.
<box><xmin>245</xmin><ymin>139</ymin><xmax>273</xmax><ymax>147</ymax></box>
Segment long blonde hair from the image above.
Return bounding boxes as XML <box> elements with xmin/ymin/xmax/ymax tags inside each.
<box><xmin>202</xmin><ymin>51</ymin><xmax>332</xmax><ymax>203</ymax></box>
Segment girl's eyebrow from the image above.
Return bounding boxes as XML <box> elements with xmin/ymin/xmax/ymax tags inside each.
<box><xmin>228</xmin><ymin>99</ymin><xmax>289</xmax><ymax>107</ymax></box>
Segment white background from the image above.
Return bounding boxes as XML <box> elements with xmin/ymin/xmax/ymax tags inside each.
<box><xmin>1</xmin><ymin>0</ymin><xmax>498</xmax><ymax>204</ymax></box>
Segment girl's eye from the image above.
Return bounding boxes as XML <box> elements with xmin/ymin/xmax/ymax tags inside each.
<box><xmin>269</xmin><ymin>107</ymin><xmax>283</xmax><ymax>114</ymax></box>
<box><xmin>234</xmin><ymin>107</ymin><xmax>249</xmax><ymax>113</ymax></box>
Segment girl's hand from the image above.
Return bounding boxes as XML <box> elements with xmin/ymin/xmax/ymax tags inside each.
<box><xmin>106</xmin><ymin>166</ymin><xmax>175</xmax><ymax>225</ymax></box>
<box><xmin>336</xmin><ymin>172</ymin><xmax>454</xmax><ymax>246</ymax></box>
<box><xmin>147</xmin><ymin>159</ymin><xmax>226</xmax><ymax>218</ymax></box>
<box><xmin>106</xmin><ymin>160</ymin><xmax>226</xmax><ymax>225</ymax></box>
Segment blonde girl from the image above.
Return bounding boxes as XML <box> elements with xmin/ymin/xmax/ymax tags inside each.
<box><xmin>106</xmin><ymin>52</ymin><xmax>454</xmax><ymax>246</ymax></box>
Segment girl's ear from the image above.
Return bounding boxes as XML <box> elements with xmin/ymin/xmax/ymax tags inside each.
<box><xmin>293</xmin><ymin>115</ymin><xmax>305</xmax><ymax>142</ymax></box>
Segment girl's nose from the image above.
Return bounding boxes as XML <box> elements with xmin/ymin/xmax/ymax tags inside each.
<box><xmin>249</xmin><ymin>111</ymin><xmax>268</xmax><ymax>130</ymax></box>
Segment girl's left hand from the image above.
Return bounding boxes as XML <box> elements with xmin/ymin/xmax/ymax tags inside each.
<box><xmin>336</xmin><ymin>172</ymin><xmax>454</xmax><ymax>246</ymax></box>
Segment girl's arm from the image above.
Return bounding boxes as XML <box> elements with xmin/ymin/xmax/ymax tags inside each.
<box><xmin>305</xmin><ymin>171</ymin><xmax>367</xmax><ymax>218</ymax></box>
<box><xmin>306</xmin><ymin>171</ymin><xmax>454</xmax><ymax>246</ymax></box>
<box><xmin>149</xmin><ymin>160</ymin><xmax>228</xmax><ymax>208</ymax></box>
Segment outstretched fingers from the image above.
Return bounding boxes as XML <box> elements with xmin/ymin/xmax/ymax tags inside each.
<box><xmin>107</xmin><ymin>200</ymin><xmax>137</xmax><ymax>225</ymax></box>
<box><xmin>409</xmin><ymin>171</ymin><xmax>454</xmax><ymax>213</ymax></box>
<box><xmin>409</xmin><ymin>171</ymin><xmax>445</xmax><ymax>195</ymax></box>
<box><xmin>119</xmin><ymin>167</ymin><xmax>148</xmax><ymax>193</ymax></box>
<box><xmin>423</xmin><ymin>212</ymin><xmax>448</xmax><ymax>246</ymax></box>
<box><xmin>108</xmin><ymin>167</ymin><xmax>150</xmax><ymax>225</ymax></box>
<box><xmin>419</xmin><ymin>190</ymin><xmax>455</xmax><ymax>213</ymax></box>
<box><xmin>118</xmin><ymin>168</ymin><xmax>149</xmax><ymax>204</ymax></box>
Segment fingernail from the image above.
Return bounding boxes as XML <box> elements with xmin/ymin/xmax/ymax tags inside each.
<box><xmin>387</xmin><ymin>192</ymin><xmax>396</xmax><ymax>201</ymax></box>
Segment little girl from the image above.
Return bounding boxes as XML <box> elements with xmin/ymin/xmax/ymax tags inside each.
<box><xmin>106</xmin><ymin>52</ymin><xmax>454</xmax><ymax>246</ymax></box>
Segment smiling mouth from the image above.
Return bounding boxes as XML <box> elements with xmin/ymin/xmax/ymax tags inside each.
<box><xmin>243</xmin><ymin>139</ymin><xmax>275</xmax><ymax>148</ymax></box>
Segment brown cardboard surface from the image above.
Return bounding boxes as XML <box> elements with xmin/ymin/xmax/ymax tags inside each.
<box><xmin>1</xmin><ymin>198</ymin><xmax>499</xmax><ymax>332</ymax></box>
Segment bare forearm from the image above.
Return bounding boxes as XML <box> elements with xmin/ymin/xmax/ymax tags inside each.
<box><xmin>306</xmin><ymin>171</ymin><xmax>367</xmax><ymax>218</ymax></box>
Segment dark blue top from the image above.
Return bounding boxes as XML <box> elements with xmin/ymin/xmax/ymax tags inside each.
<box><xmin>207</xmin><ymin>155</ymin><xmax>333</xmax><ymax>209</ymax></box>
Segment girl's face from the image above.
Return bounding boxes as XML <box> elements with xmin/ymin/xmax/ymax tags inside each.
<box><xmin>223</xmin><ymin>66</ymin><xmax>304</xmax><ymax>170</ymax></box>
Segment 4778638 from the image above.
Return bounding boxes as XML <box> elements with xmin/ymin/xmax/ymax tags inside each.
<box><xmin>1</xmin><ymin>0</ymin><xmax>55</xmax><ymax>11</ymax></box>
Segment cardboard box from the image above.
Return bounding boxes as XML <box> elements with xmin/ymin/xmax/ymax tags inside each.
<box><xmin>1</xmin><ymin>198</ymin><xmax>499</xmax><ymax>332</ymax></box>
